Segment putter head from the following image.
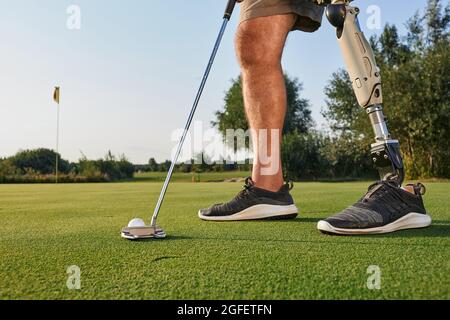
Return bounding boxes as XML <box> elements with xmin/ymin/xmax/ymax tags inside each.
<box><xmin>121</xmin><ymin>225</ymin><xmax>166</xmax><ymax>240</ymax></box>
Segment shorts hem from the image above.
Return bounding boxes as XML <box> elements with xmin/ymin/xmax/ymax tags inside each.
<box><xmin>239</xmin><ymin>3</ymin><xmax>323</xmax><ymax>33</ymax></box>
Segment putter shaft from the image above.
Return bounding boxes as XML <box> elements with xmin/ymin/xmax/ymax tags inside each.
<box><xmin>150</xmin><ymin>18</ymin><xmax>230</xmax><ymax>227</ymax></box>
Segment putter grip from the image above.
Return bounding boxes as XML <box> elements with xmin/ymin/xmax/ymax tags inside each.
<box><xmin>223</xmin><ymin>0</ymin><xmax>237</xmax><ymax>20</ymax></box>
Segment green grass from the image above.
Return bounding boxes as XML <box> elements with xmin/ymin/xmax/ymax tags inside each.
<box><xmin>0</xmin><ymin>180</ymin><xmax>449</xmax><ymax>300</ymax></box>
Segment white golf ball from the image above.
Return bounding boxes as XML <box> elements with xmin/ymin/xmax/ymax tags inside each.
<box><xmin>128</xmin><ymin>218</ymin><xmax>146</xmax><ymax>228</ymax></box>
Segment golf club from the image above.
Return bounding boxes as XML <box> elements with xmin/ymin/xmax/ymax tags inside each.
<box><xmin>121</xmin><ymin>0</ymin><xmax>238</xmax><ymax>240</ymax></box>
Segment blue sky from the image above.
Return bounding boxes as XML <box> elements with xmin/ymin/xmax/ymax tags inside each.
<box><xmin>0</xmin><ymin>0</ymin><xmax>432</xmax><ymax>163</ymax></box>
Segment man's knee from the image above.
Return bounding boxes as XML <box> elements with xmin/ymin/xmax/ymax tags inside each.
<box><xmin>235</xmin><ymin>18</ymin><xmax>288</xmax><ymax>70</ymax></box>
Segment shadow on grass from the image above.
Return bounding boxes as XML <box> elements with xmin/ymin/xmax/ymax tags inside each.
<box><xmin>293</xmin><ymin>217</ymin><xmax>323</xmax><ymax>223</ymax></box>
<box><xmin>151</xmin><ymin>255</ymin><xmax>185</xmax><ymax>263</ymax></box>
<box><xmin>127</xmin><ymin>235</ymin><xmax>192</xmax><ymax>243</ymax></box>
<box><xmin>155</xmin><ymin>221</ymin><xmax>449</xmax><ymax>247</ymax></box>
<box><xmin>355</xmin><ymin>223</ymin><xmax>450</xmax><ymax>239</ymax></box>
<box><xmin>196</xmin><ymin>215</ymin><xmax>448</xmax><ymax>231</ymax></box>
<box><xmin>307</xmin><ymin>219</ymin><xmax>450</xmax><ymax>239</ymax></box>
<box><xmin>273</xmin><ymin>217</ymin><xmax>449</xmax><ymax>238</ymax></box>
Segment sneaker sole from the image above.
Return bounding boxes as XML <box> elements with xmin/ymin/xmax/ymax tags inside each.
<box><xmin>198</xmin><ymin>204</ymin><xmax>299</xmax><ymax>222</ymax></box>
<box><xmin>317</xmin><ymin>212</ymin><xmax>432</xmax><ymax>235</ymax></box>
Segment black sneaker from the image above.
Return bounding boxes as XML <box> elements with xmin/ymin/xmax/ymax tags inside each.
<box><xmin>198</xmin><ymin>177</ymin><xmax>298</xmax><ymax>221</ymax></box>
<box><xmin>317</xmin><ymin>181</ymin><xmax>432</xmax><ymax>235</ymax></box>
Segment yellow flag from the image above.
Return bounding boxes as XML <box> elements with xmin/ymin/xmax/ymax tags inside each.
<box><xmin>53</xmin><ymin>86</ymin><xmax>60</xmax><ymax>104</ymax></box>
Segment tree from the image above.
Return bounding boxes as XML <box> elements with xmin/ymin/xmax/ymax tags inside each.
<box><xmin>148</xmin><ymin>158</ymin><xmax>159</xmax><ymax>172</ymax></box>
<box><xmin>322</xmin><ymin>69</ymin><xmax>363</xmax><ymax>136</ymax></box>
<box><xmin>116</xmin><ymin>154</ymin><xmax>134</xmax><ymax>179</ymax></box>
<box><xmin>378</xmin><ymin>24</ymin><xmax>411</xmax><ymax>66</ymax></box>
<box><xmin>213</xmin><ymin>74</ymin><xmax>314</xmax><ymax>138</ymax></box>
<box><xmin>213</xmin><ymin>76</ymin><xmax>248</xmax><ymax>138</ymax></box>
<box><xmin>191</xmin><ymin>153</ymin><xmax>212</xmax><ymax>173</ymax></box>
<box><xmin>160</xmin><ymin>160</ymin><xmax>172</xmax><ymax>172</ymax></box>
<box><xmin>425</xmin><ymin>0</ymin><xmax>450</xmax><ymax>45</ymax></box>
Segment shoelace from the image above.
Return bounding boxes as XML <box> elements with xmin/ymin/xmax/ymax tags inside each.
<box><xmin>363</xmin><ymin>180</ymin><xmax>398</xmax><ymax>201</ymax></box>
<box><xmin>362</xmin><ymin>180</ymin><xmax>414</xmax><ymax>211</ymax></box>
<box><xmin>359</xmin><ymin>181</ymin><xmax>404</xmax><ymax>222</ymax></box>
<box><xmin>235</xmin><ymin>177</ymin><xmax>294</xmax><ymax>201</ymax></box>
<box><xmin>235</xmin><ymin>177</ymin><xmax>255</xmax><ymax>200</ymax></box>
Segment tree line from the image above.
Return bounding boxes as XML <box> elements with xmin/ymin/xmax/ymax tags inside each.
<box><xmin>136</xmin><ymin>156</ymin><xmax>252</xmax><ymax>174</ymax></box>
<box><xmin>0</xmin><ymin>149</ymin><xmax>134</xmax><ymax>183</ymax></box>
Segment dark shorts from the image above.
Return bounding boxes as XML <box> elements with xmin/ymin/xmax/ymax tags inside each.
<box><xmin>239</xmin><ymin>0</ymin><xmax>325</xmax><ymax>32</ymax></box>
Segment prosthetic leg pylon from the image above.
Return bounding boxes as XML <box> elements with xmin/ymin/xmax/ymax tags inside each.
<box><xmin>326</xmin><ymin>1</ymin><xmax>405</xmax><ymax>186</ymax></box>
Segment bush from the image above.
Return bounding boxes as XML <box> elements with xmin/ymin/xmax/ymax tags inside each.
<box><xmin>282</xmin><ymin>131</ymin><xmax>329</xmax><ymax>180</ymax></box>
<box><xmin>11</xmin><ymin>148</ymin><xmax>70</xmax><ymax>174</ymax></box>
<box><xmin>320</xmin><ymin>135</ymin><xmax>377</xmax><ymax>179</ymax></box>
<box><xmin>75</xmin><ymin>153</ymin><xmax>134</xmax><ymax>181</ymax></box>
<box><xmin>0</xmin><ymin>159</ymin><xmax>21</xmax><ymax>181</ymax></box>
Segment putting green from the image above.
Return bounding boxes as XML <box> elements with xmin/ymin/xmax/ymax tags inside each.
<box><xmin>0</xmin><ymin>181</ymin><xmax>449</xmax><ymax>299</ymax></box>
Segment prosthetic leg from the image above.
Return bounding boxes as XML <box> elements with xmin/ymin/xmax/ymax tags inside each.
<box><xmin>315</xmin><ymin>1</ymin><xmax>431</xmax><ymax>235</ymax></box>
<box><xmin>325</xmin><ymin>0</ymin><xmax>404</xmax><ymax>186</ymax></box>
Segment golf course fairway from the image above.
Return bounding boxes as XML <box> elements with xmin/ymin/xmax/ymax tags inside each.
<box><xmin>0</xmin><ymin>181</ymin><xmax>448</xmax><ymax>299</ymax></box>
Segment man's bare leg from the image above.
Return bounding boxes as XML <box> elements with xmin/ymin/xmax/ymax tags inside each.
<box><xmin>236</xmin><ymin>14</ymin><xmax>296</xmax><ymax>192</ymax></box>
<box><xmin>198</xmin><ymin>14</ymin><xmax>298</xmax><ymax>222</ymax></box>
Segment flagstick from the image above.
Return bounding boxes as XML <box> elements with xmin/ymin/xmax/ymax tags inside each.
<box><xmin>56</xmin><ymin>102</ymin><xmax>60</xmax><ymax>184</ymax></box>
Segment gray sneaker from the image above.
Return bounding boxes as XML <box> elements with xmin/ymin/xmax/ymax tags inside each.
<box><xmin>198</xmin><ymin>177</ymin><xmax>298</xmax><ymax>221</ymax></box>
<box><xmin>318</xmin><ymin>181</ymin><xmax>432</xmax><ymax>235</ymax></box>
